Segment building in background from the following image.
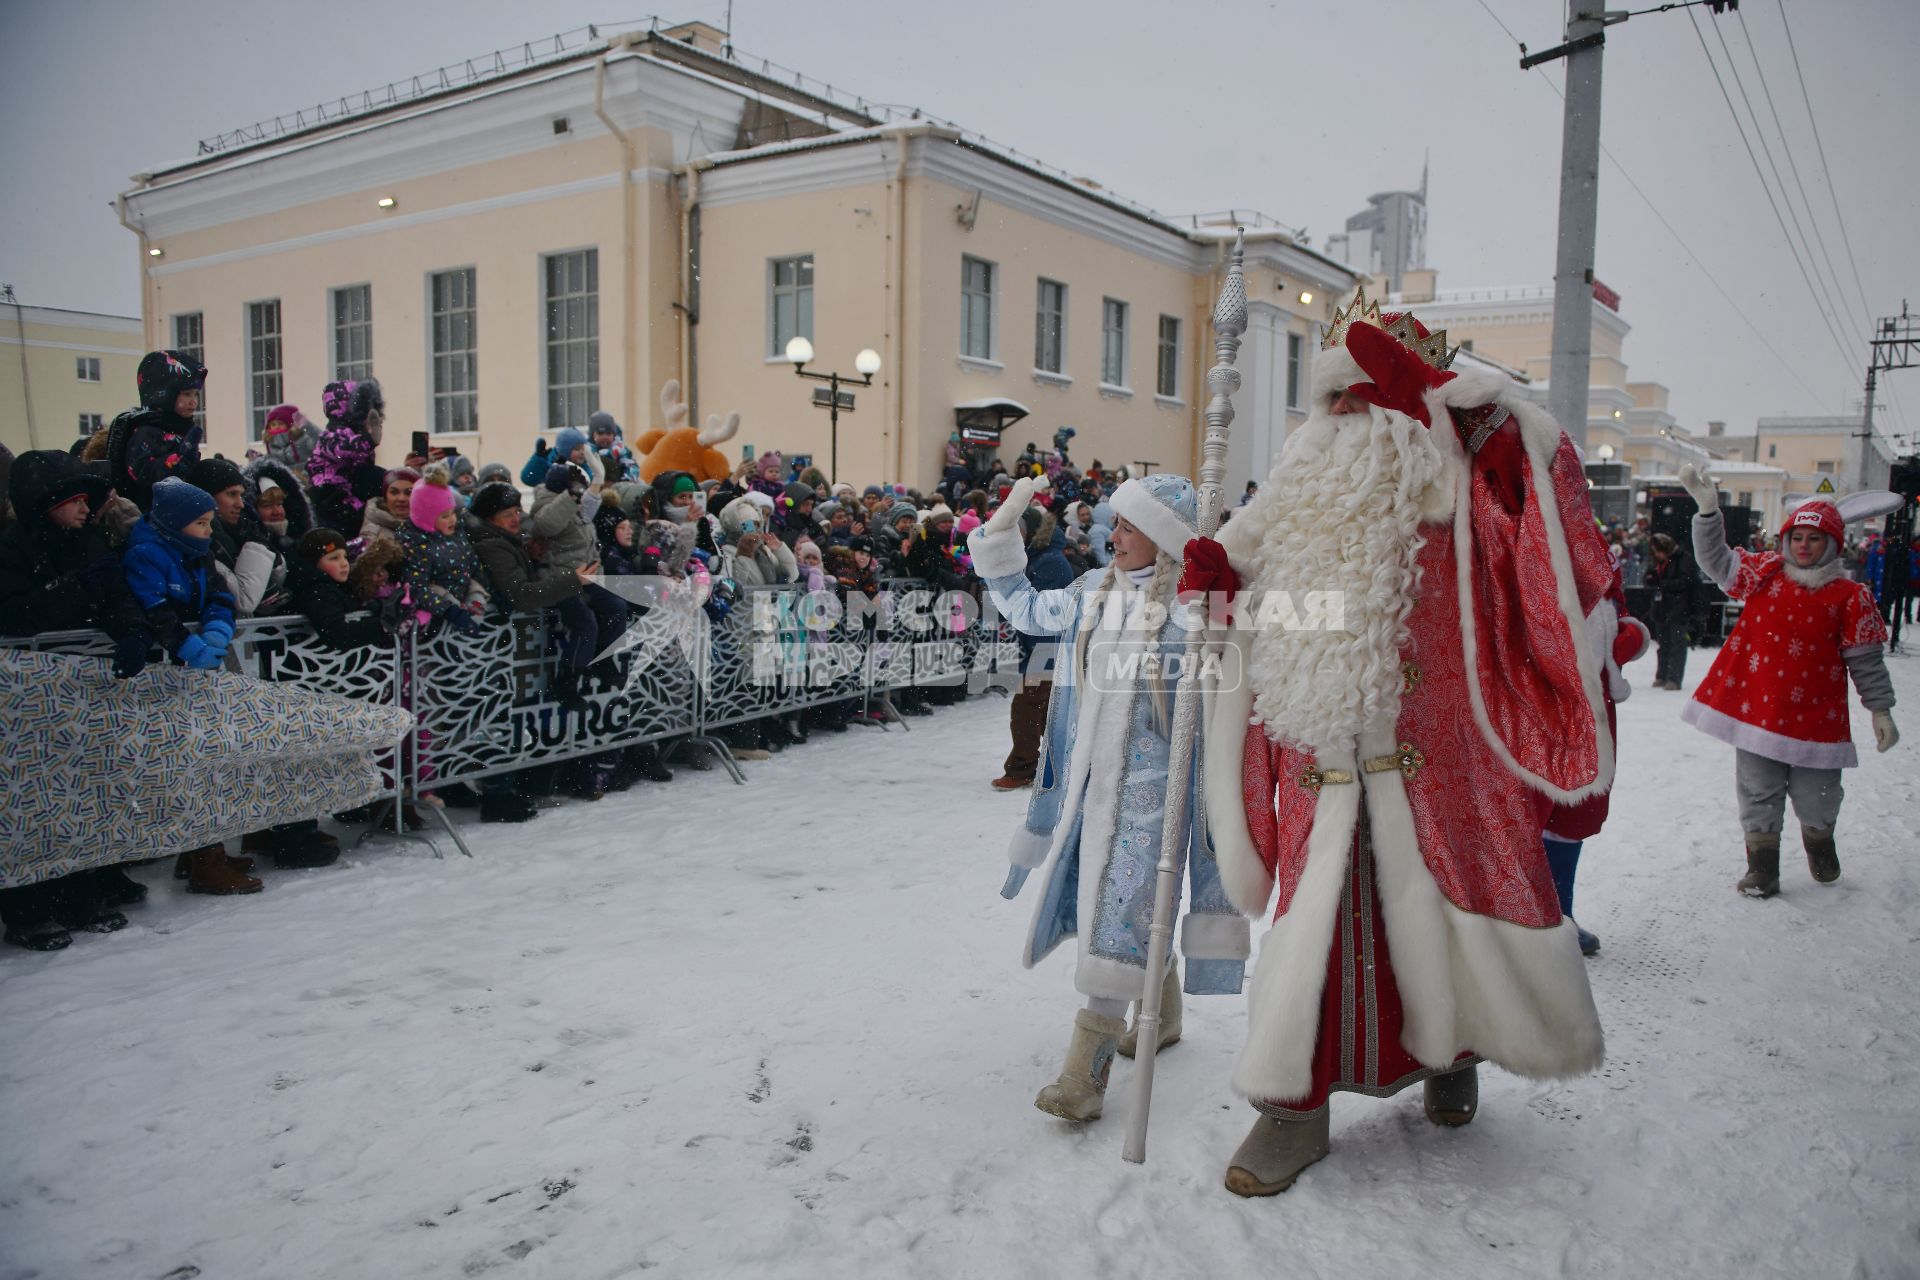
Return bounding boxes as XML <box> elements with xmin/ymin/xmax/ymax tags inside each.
<box><xmin>0</xmin><ymin>300</ymin><xmax>144</xmax><ymax>457</ymax></box>
<box><xmin>1325</xmin><ymin>167</ymin><xmax>1428</xmax><ymax>294</ymax></box>
<box><xmin>1710</xmin><ymin>415</ymin><xmax>1893</xmax><ymax>507</ymax></box>
<box><xmin>116</xmin><ymin>22</ymin><xmax>1353</xmax><ymax>489</ymax></box>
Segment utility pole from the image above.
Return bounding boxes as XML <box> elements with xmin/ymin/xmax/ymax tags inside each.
<box><xmin>1519</xmin><ymin>1</ymin><xmax>1742</xmax><ymax>449</ymax></box>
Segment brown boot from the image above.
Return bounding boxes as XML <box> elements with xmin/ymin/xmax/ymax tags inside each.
<box><xmin>1802</xmin><ymin>825</ymin><xmax>1841</xmax><ymax>884</ymax></box>
<box><xmin>1738</xmin><ymin>832</ymin><xmax>1781</xmax><ymax>898</ymax></box>
<box><xmin>989</xmin><ymin>773</ymin><xmax>1034</xmax><ymax>791</ymax></box>
<box><xmin>185</xmin><ymin>845</ymin><xmax>263</xmax><ymax>895</ymax></box>
<box><xmin>173</xmin><ymin>844</ymin><xmax>255</xmax><ymax>880</ymax></box>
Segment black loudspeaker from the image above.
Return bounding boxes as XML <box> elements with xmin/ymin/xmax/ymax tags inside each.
<box><xmin>1722</xmin><ymin>505</ymin><xmax>1754</xmax><ymax>549</ymax></box>
<box><xmin>1890</xmin><ymin>455</ymin><xmax>1920</xmax><ymax>501</ymax></box>
<box><xmin>1651</xmin><ymin>491</ymin><xmax>1697</xmax><ymax>543</ymax></box>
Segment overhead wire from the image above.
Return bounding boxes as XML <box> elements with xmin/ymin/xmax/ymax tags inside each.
<box><xmin>1471</xmin><ymin>0</ymin><xmax>1826</xmax><ymax>406</ymax></box>
<box><xmin>1688</xmin><ymin>7</ymin><xmax>1859</xmax><ymax>382</ymax></box>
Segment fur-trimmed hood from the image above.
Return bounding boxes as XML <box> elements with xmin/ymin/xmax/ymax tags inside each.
<box><xmin>243</xmin><ymin>457</ymin><xmax>314</xmax><ymax>542</ymax></box>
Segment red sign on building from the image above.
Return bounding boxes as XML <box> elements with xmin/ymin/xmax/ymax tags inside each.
<box><xmin>1591</xmin><ymin>278</ymin><xmax>1621</xmax><ymax>311</ymax></box>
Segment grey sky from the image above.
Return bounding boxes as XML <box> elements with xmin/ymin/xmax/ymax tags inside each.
<box><xmin>3</xmin><ymin>0</ymin><xmax>1914</xmax><ymax>443</ymax></box>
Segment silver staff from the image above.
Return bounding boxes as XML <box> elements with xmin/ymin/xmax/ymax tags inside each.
<box><xmin>1122</xmin><ymin>229</ymin><xmax>1246</xmax><ymax>1163</ymax></box>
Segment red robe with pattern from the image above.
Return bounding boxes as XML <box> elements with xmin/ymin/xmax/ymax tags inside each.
<box><xmin>1682</xmin><ymin>552</ymin><xmax>1886</xmax><ymax>769</ymax></box>
<box><xmin>1204</xmin><ymin>377</ymin><xmax>1617</xmax><ymax>1107</ymax></box>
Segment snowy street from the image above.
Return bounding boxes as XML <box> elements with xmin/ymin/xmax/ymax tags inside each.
<box><xmin>4</xmin><ymin>649</ymin><xmax>1918</xmax><ymax>1280</ymax></box>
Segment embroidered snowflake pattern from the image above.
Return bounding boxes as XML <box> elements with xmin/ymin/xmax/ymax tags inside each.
<box><xmin>1787</xmin><ymin>638</ymin><xmax>1806</xmax><ymax>658</ymax></box>
<box><xmin>1741</xmin><ymin>700</ymin><xmax>1752</xmax><ymax>715</ymax></box>
<box><xmin>1748</xmin><ymin>652</ymin><xmax>1763</xmax><ymax>673</ymax></box>
<box><xmin>1790</xmin><ymin>686</ymin><xmax>1806</xmax><ymax>704</ymax></box>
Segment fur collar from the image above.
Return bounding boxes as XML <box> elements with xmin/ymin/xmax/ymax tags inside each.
<box><xmin>1782</xmin><ymin>557</ymin><xmax>1847</xmax><ymax>590</ymax></box>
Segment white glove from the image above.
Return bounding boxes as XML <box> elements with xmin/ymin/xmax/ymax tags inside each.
<box><xmin>1678</xmin><ymin>463</ymin><xmax>1719</xmax><ymax>513</ymax></box>
<box><xmin>1873</xmin><ymin>709</ymin><xmax>1899</xmax><ymax>753</ymax></box>
<box><xmin>982</xmin><ymin>477</ymin><xmax>1042</xmax><ymax>536</ymax></box>
<box><xmin>578</xmin><ymin>490</ymin><xmax>603</xmax><ymax>523</ymax></box>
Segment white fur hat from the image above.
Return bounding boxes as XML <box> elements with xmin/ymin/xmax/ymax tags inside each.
<box><xmin>1109</xmin><ymin>474</ymin><xmax>1197</xmax><ymax>556</ymax></box>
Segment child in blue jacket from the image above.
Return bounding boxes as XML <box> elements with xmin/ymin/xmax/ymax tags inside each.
<box><xmin>122</xmin><ymin>477</ymin><xmax>236</xmax><ymax>671</ymax></box>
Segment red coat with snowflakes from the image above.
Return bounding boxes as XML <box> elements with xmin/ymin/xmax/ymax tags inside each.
<box><xmin>1681</xmin><ymin>552</ymin><xmax>1886</xmax><ymax>769</ymax></box>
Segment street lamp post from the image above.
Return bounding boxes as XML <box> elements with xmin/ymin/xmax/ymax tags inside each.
<box><xmin>785</xmin><ymin>337</ymin><xmax>881</xmax><ymax>484</ymax></box>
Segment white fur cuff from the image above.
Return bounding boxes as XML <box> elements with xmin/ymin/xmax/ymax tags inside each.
<box><xmin>1182</xmin><ymin>911</ymin><xmax>1251</xmax><ymax>961</ymax></box>
<box><xmin>967</xmin><ymin>527</ymin><xmax>1028</xmax><ymax>580</ymax></box>
<box><xmin>1007</xmin><ymin>822</ymin><xmax>1052</xmax><ymax>871</ymax></box>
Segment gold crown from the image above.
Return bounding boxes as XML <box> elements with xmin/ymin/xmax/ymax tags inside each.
<box><xmin>1321</xmin><ymin>283</ymin><xmax>1458</xmax><ymax>373</ymax></box>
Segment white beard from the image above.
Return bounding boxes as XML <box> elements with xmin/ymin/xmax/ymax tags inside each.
<box><xmin>1243</xmin><ymin>404</ymin><xmax>1445</xmax><ymax>756</ymax></box>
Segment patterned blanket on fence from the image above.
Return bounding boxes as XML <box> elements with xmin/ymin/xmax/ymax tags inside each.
<box><xmin>0</xmin><ymin>651</ymin><xmax>415</xmax><ymax>889</ymax></box>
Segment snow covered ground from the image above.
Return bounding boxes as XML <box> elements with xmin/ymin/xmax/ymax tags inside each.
<box><xmin>3</xmin><ymin>647</ymin><xmax>1918</xmax><ymax>1280</ymax></box>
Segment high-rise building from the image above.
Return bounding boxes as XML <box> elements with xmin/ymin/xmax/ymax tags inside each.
<box><xmin>1324</xmin><ymin>164</ymin><xmax>1428</xmax><ymax>292</ymax></box>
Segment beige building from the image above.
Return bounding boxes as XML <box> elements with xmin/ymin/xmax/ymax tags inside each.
<box><xmin>117</xmin><ymin>23</ymin><xmax>1354</xmax><ymax>491</ymax></box>
<box><xmin>1710</xmin><ymin>415</ymin><xmax>1893</xmax><ymax>503</ymax></box>
<box><xmin>0</xmin><ymin>302</ymin><xmax>145</xmax><ymax>456</ymax></box>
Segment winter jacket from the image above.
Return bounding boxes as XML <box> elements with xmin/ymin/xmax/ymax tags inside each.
<box><xmin>306</xmin><ymin>423</ymin><xmax>385</xmax><ymax>532</ymax></box>
<box><xmin>0</xmin><ymin>451</ymin><xmax>150</xmax><ymax>641</ymax></box>
<box><xmin>241</xmin><ymin>457</ymin><xmax>314</xmax><ymax>553</ymax></box>
<box><xmin>467</xmin><ymin>514</ymin><xmax>585</xmax><ymax>615</ymax></box>
<box><xmin>1016</xmin><ymin>514</ymin><xmax>1074</xmax><ymax>667</ymax></box>
<box><xmin>264</xmin><ymin>419</ymin><xmax>318</xmax><ymax>470</ymax></box>
<box><xmin>209</xmin><ymin>507</ymin><xmax>288</xmax><ymax>618</ymax></box>
<box><xmin>395</xmin><ymin>523</ymin><xmax>486</xmax><ymax>615</ymax></box>
<box><xmin>358</xmin><ymin>498</ymin><xmax>406</xmax><ymax>549</ymax></box>
<box><xmin>1644</xmin><ymin>551</ymin><xmax>1696</xmax><ymax>630</ymax></box>
<box><xmin>529</xmin><ymin>486</ymin><xmax>602</xmax><ymax>573</ymax></box>
<box><xmin>105</xmin><ymin>406</ymin><xmax>201</xmax><ymax>512</ymax></box>
<box><xmin>122</xmin><ymin>518</ymin><xmax>236</xmax><ymax>659</ymax></box>
<box><xmin>715</xmin><ymin>495</ymin><xmax>796</xmax><ymax>586</ymax></box>
<box><xmin>906</xmin><ymin>524</ymin><xmax>973</xmax><ymax>591</ymax></box>
<box><xmin>285</xmin><ymin>559</ymin><xmax>387</xmax><ymax>651</ymax></box>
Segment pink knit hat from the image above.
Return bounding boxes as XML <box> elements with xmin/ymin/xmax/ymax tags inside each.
<box><xmin>409</xmin><ymin>473</ymin><xmax>458</xmax><ymax>532</ymax></box>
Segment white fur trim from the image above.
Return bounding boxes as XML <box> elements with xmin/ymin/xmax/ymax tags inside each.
<box><xmin>967</xmin><ymin>526</ymin><xmax>1028</xmax><ymax>580</ymax></box>
<box><xmin>1681</xmin><ymin>699</ymin><xmax>1860</xmax><ymax>769</ymax></box>
<box><xmin>1310</xmin><ymin>345</ymin><xmax>1362</xmax><ymax>406</ymax></box>
<box><xmin>1007</xmin><ymin>823</ymin><xmax>1052</xmax><ymax>871</ymax></box>
<box><xmin>1233</xmin><ymin>726</ymin><xmax>1606</xmax><ymax>1100</ymax></box>
<box><xmin>1231</xmin><ymin>746</ymin><xmax>1362</xmax><ymax>1099</ymax></box>
<box><xmin>1782</xmin><ymin>559</ymin><xmax>1847</xmax><ymax>591</ymax></box>
<box><xmin>1425</xmin><ymin>380</ymin><xmax>1615</xmax><ymax>807</ymax></box>
<box><xmin>1182</xmin><ymin>911</ymin><xmax>1252</xmax><ymax>961</ymax></box>
<box><xmin>1589</xmin><ymin>600</ymin><xmax>1631</xmax><ymax>703</ymax></box>
<box><xmin>1202</xmin><ymin>626</ymin><xmax>1273</xmax><ymax>916</ymax></box>
<box><xmin>1110</xmin><ymin>479</ymin><xmax>1195</xmax><ymax>560</ymax></box>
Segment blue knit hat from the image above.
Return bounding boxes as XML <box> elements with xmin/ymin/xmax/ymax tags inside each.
<box><xmin>151</xmin><ymin>476</ymin><xmax>215</xmax><ymax>532</ymax></box>
<box><xmin>554</xmin><ymin>427</ymin><xmax>590</xmax><ymax>461</ymax></box>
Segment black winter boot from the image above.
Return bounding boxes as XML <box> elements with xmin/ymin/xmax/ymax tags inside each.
<box><xmin>1739</xmin><ymin>832</ymin><xmax>1782</xmax><ymax>898</ymax></box>
<box><xmin>480</xmin><ymin>791</ymin><xmax>539</xmax><ymax>824</ymax></box>
<box><xmin>1802</xmin><ymin>825</ymin><xmax>1841</xmax><ymax>884</ymax></box>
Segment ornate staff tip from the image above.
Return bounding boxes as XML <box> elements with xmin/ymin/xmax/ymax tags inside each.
<box><xmin>1214</xmin><ymin>228</ymin><xmax>1247</xmax><ymax>340</ymax></box>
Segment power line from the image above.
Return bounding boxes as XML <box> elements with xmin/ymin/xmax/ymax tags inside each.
<box><xmin>1471</xmin><ymin>0</ymin><xmax>1826</xmax><ymax>406</ymax></box>
<box><xmin>1773</xmin><ymin>0</ymin><xmax>1874</xmax><ymax>348</ymax></box>
<box><xmin>1733</xmin><ymin>8</ymin><xmax>1864</xmax><ymax>344</ymax></box>
<box><xmin>1689</xmin><ymin>8</ymin><xmax>1858</xmax><ymax>380</ymax></box>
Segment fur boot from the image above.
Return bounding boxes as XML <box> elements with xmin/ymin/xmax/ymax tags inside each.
<box><xmin>1033</xmin><ymin>1009</ymin><xmax>1125</xmax><ymax>1122</ymax></box>
<box><xmin>1224</xmin><ymin>1109</ymin><xmax>1331</xmax><ymax>1197</ymax></box>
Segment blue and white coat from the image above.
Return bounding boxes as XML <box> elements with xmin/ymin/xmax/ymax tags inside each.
<box><xmin>970</xmin><ymin>523</ymin><xmax>1248</xmax><ymax>1001</ymax></box>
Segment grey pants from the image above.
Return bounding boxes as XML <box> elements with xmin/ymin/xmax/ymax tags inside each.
<box><xmin>1735</xmin><ymin>748</ymin><xmax>1844</xmax><ymax>834</ymax></box>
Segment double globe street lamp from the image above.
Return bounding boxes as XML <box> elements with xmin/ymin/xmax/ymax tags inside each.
<box><xmin>784</xmin><ymin>336</ymin><xmax>882</xmax><ymax>484</ymax></box>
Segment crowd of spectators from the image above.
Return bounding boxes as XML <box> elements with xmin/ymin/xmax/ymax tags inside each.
<box><xmin>0</xmin><ymin>354</ymin><xmax>1135</xmax><ymax>954</ymax></box>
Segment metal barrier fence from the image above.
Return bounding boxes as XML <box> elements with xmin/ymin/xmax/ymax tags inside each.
<box><xmin>8</xmin><ymin>578</ymin><xmax>1027</xmax><ymax>844</ymax></box>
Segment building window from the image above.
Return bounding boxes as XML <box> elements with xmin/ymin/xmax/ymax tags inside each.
<box><xmin>543</xmin><ymin>249</ymin><xmax>599</xmax><ymax>430</ymax></box>
<box><xmin>78</xmin><ymin>412</ymin><xmax>104</xmax><ymax>435</ymax></box>
<box><xmin>1156</xmin><ymin>316</ymin><xmax>1181</xmax><ymax>398</ymax></box>
<box><xmin>1101</xmin><ymin>298</ymin><xmax>1129</xmax><ymax>387</ymax></box>
<box><xmin>1286</xmin><ymin>333</ymin><xmax>1304</xmax><ymax>409</ymax></box>
<box><xmin>171</xmin><ymin>310</ymin><xmax>205</xmax><ymax>433</ymax></box>
<box><xmin>331</xmin><ymin>284</ymin><xmax>374</xmax><ymax>381</ymax></box>
<box><xmin>429</xmin><ymin>268</ymin><xmax>478</xmax><ymax>433</ymax></box>
<box><xmin>75</xmin><ymin>356</ymin><xmax>101</xmax><ymax>383</ymax></box>
<box><xmin>1035</xmin><ymin>278</ymin><xmax>1067</xmax><ymax>374</ymax></box>
<box><xmin>1814</xmin><ymin>460</ymin><xmax>1835</xmax><ymax>474</ymax></box>
<box><xmin>768</xmin><ymin>255</ymin><xmax>814</xmax><ymax>356</ymax></box>
<box><xmin>172</xmin><ymin>312</ymin><xmax>205</xmax><ymax>432</ymax></box>
<box><xmin>1767</xmin><ymin>443</ymin><xmax>1777</xmax><ymax>459</ymax></box>
<box><xmin>1737</xmin><ymin>490</ymin><xmax>1753</xmax><ymax>509</ymax></box>
<box><xmin>961</xmin><ymin>256</ymin><xmax>996</xmax><ymax>360</ymax></box>
<box><xmin>247</xmin><ymin>299</ymin><xmax>283</xmax><ymax>439</ymax></box>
